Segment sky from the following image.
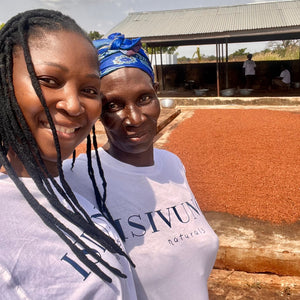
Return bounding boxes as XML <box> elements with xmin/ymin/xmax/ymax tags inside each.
<box><xmin>0</xmin><ymin>0</ymin><xmax>292</xmax><ymax>57</ymax></box>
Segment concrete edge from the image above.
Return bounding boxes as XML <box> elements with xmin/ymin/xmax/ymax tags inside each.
<box><xmin>204</xmin><ymin>212</ymin><xmax>300</xmax><ymax>277</ymax></box>
<box><xmin>159</xmin><ymin>96</ymin><xmax>300</xmax><ymax>106</ymax></box>
<box><xmin>157</xmin><ymin>109</ymin><xmax>181</xmax><ymax>133</ymax></box>
<box><xmin>208</xmin><ymin>269</ymin><xmax>300</xmax><ymax>299</ymax></box>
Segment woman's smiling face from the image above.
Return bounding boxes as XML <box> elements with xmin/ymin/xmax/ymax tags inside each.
<box><xmin>12</xmin><ymin>30</ymin><xmax>102</xmax><ymax>176</ymax></box>
<box><xmin>100</xmin><ymin>67</ymin><xmax>160</xmax><ymax>166</ymax></box>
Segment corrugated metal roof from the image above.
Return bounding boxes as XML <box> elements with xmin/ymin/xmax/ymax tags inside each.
<box><xmin>107</xmin><ymin>0</ymin><xmax>300</xmax><ymax>46</ymax></box>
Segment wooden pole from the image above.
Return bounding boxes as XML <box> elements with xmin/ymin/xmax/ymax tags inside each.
<box><xmin>216</xmin><ymin>43</ymin><xmax>220</xmax><ymax>96</ymax></box>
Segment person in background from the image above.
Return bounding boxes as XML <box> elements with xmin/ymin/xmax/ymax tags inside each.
<box><xmin>64</xmin><ymin>32</ymin><xmax>219</xmax><ymax>300</ymax></box>
<box><xmin>271</xmin><ymin>63</ymin><xmax>291</xmax><ymax>89</ymax></box>
<box><xmin>0</xmin><ymin>10</ymin><xmax>136</xmax><ymax>299</ymax></box>
<box><xmin>243</xmin><ymin>53</ymin><xmax>256</xmax><ymax>89</ymax></box>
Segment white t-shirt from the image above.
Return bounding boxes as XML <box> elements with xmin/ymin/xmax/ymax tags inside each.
<box><xmin>63</xmin><ymin>148</ymin><xmax>219</xmax><ymax>300</ymax></box>
<box><xmin>243</xmin><ymin>59</ymin><xmax>256</xmax><ymax>76</ymax></box>
<box><xmin>280</xmin><ymin>69</ymin><xmax>291</xmax><ymax>84</ymax></box>
<box><xmin>0</xmin><ymin>173</ymin><xmax>137</xmax><ymax>300</ymax></box>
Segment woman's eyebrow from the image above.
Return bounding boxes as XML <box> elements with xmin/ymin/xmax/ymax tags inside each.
<box><xmin>36</xmin><ymin>61</ymin><xmax>68</xmax><ymax>72</ymax></box>
<box><xmin>36</xmin><ymin>61</ymin><xmax>100</xmax><ymax>79</ymax></box>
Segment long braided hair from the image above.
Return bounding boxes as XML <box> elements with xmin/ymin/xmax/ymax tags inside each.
<box><xmin>0</xmin><ymin>9</ymin><xmax>133</xmax><ymax>283</ymax></box>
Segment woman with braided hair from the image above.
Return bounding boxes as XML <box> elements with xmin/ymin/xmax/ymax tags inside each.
<box><xmin>64</xmin><ymin>33</ymin><xmax>219</xmax><ymax>300</ymax></box>
<box><xmin>0</xmin><ymin>10</ymin><xmax>136</xmax><ymax>299</ymax></box>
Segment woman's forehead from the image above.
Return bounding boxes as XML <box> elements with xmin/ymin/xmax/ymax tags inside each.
<box><xmin>102</xmin><ymin>68</ymin><xmax>152</xmax><ymax>85</ymax></box>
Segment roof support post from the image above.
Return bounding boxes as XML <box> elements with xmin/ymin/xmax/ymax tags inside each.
<box><xmin>221</xmin><ymin>43</ymin><xmax>224</xmax><ymax>63</ymax></box>
<box><xmin>160</xmin><ymin>46</ymin><xmax>165</xmax><ymax>90</ymax></box>
<box><xmin>216</xmin><ymin>43</ymin><xmax>220</xmax><ymax>97</ymax></box>
<box><xmin>153</xmin><ymin>47</ymin><xmax>159</xmax><ymax>85</ymax></box>
<box><xmin>298</xmin><ymin>40</ymin><xmax>300</xmax><ymax>79</ymax></box>
<box><xmin>226</xmin><ymin>39</ymin><xmax>229</xmax><ymax>88</ymax></box>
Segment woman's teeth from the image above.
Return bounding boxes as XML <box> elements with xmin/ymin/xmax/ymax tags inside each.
<box><xmin>44</xmin><ymin>122</ymin><xmax>76</xmax><ymax>134</ymax></box>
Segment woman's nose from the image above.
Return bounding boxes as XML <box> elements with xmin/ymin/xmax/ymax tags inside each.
<box><xmin>56</xmin><ymin>88</ymin><xmax>85</xmax><ymax>116</ymax></box>
<box><xmin>124</xmin><ymin>105</ymin><xmax>145</xmax><ymax>125</ymax></box>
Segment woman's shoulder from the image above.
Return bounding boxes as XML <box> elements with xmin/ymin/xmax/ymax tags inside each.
<box><xmin>154</xmin><ymin>148</ymin><xmax>183</xmax><ymax>167</ymax></box>
<box><xmin>154</xmin><ymin>148</ymin><xmax>178</xmax><ymax>158</ymax></box>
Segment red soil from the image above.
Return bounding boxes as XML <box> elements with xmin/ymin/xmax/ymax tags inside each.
<box><xmin>164</xmin><ymin>109</ymin><xmax>300</xmax><ymax>224</ymax></box>
<box><xmin>75</xmin><ymin>143</ymin><xmax>89</xmax><ymax>156</ymax></box>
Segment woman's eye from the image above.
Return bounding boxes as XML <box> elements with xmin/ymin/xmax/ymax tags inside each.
<box><xmin>38</xmin><ymin>76</ymin><xmax>58</xmax><ymax>87</ymax></box>
<box><xmin>82</xmin><ymin>88</ymin><xmax>98</xmax><ymax>96</ymax></box>
<box><xmin>103</xmin><ymin>102</ymin><xmax>122</xmax><ymax>112</ymax></box>
<box><xmin>138</xmin><ymin>96</ymin><xmax>152</xmax><ymax>106</ymax></box>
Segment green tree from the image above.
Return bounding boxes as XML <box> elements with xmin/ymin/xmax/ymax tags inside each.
<box><xmin>0</xmin><ymin>23</ymin><xmax>5</xmax><ymax>30</ymax></box>
<box><xmin>267</xmin><ymin>40</ymin><xmax>299</xmax><ymax>58</ymax></box>
<box><xmin>206</xmin><ymin>55</ymin><xmax>217</xmax><ymax>62</ymax></box>
<box><xmin>177</xmin><ymin>56</ymin><xmax>191</xmax><ymax>63</ymax></box>
<box><xmin>88</xmin><ymin>31</ymin><xmax>102</xmax><ymax>40</ymax></box>
<box><xmin>262</xmin><ymin>48</ymin><xmax>272</xmax><ymax>54</ymax></box>
<box><xmin>231</xmin><ymin>48</ymin><xmax>247</xmax><ymax>57</ymax></box>
<box><xmin>143</xmin><ymin>44</ymin><xmax>178</xmax><ymax>55</ymax></box>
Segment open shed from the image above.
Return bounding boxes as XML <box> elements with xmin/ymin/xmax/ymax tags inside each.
<box><xmin>106</xmin><ymin>0</ymin><xmax>300</xmax><ymax>95</ymax></box>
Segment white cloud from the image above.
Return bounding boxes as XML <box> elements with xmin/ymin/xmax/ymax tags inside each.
<box><xmin>106</xmin><ymin>0</ymin><xmax>122</xmax><ymax>7</ymax></box>
<box><xmin>37</xmin><ymin>0</ymin><xmax>81</xmax><ymax>9</ymax></box>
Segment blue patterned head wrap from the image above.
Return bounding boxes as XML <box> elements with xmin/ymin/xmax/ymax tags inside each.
<box><xmin>93</xmin><ymin>33</ymin><xmax>154</xmax><ymax>82</ymax></box>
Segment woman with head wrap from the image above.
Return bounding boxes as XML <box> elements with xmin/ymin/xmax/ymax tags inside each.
<box><xmin>0</xmin><ymin>12</ymin><xmax>136</xmax><ymax>299</ymax></box>
<box><xmin>64</xmin><ymin>32</ymin><xmax>219</xmax><ymax>300</ymax></box>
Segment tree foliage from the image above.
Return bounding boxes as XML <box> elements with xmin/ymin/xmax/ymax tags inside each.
<box><xmin>0</xmin><ymin>23</ymin><xmax>5</xmax><ymax>30</ymax></box>
<box><xmin>267</xmin><ymin>40</ymin><xmax>299</xmax><ymax>58</ymax></box>
<box><xmin>143</xmin><ymin>44</ymin><xmax>178</xmax><ymax>55</ymax></box>
<box><xmin>178</xmin><ymin>39</ymin><xmax>300</xmax><ymax>63</ymax></box>
<box><xmin>231</xmin><ymin>48</ymin><xmax>248</xmax><ymax>57</ymax></box>
<box><xmin>88</xmin><ymin>31</ymin><xmax>103</xmax><ymax>40</ymax></box>
<box><xmin>177</xmin><ymin>56</ymin><xmax>192</xmax><ymax>63</ymax></box>
<box><xmin>206</xmin><ymin>55</ymin><xmax>217</xmax><ymax>61</ymax></box>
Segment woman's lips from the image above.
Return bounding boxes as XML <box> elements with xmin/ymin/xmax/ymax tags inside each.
<box><xmin>42</xmin><ymin>122</ymin><xmax>79</xmax><ymax>134</ymax></box>
<box><xmin>127</xmin><ymin>132</ymin><xmax>147</xmax><ymax>142</ymax></box>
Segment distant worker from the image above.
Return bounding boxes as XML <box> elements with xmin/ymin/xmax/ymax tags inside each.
<box><xmin>271</xmin><ymin>64</ymin><xmax>291</xmax><ymax>89</ymax></box>
<box><xmin>243</xmin><ymin>53</ymin><xmax>256</xmax><ymax>89</ymax></box>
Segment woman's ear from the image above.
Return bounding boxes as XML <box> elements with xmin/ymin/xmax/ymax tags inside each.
<box><xmin>153</xmin><ymin>82</ymin><xmax>160</xmax><ymax>92</ymax></box>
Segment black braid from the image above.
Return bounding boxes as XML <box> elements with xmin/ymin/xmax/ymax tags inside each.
<box><xmin>91</xmin><ymin>126</ymin><xmax>116</xmax><ymax>227</ymax></box>
<box><xmin>84</xmin><ymin>127</ymin><xmax>122</xmax><ymax>237</ymax></box>
<box><xmin>0</xmin><ymin>8</ymin><xmax>134</xmax><ymax>283</ymax></box>
<box><xmin>71</xmin><ymin>150</ymin><xmax>76</xmax><ymax>169</ymax></box>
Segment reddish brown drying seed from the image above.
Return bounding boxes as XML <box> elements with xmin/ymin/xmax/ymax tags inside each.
<box><xmin>164</xmin><ymin>109</ymin><xmax>300</xmax><ymax>224</ymax></box>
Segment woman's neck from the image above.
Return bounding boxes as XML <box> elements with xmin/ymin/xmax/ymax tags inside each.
<box><xmin>103</xmin><ymin>143</ymin><xmax>154</xmax><ymax>167</ymax></box>
<box><xmin>1</xmin><ymin>150</ymin><xmax>59</xmax><ymax>177</ymax></box>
